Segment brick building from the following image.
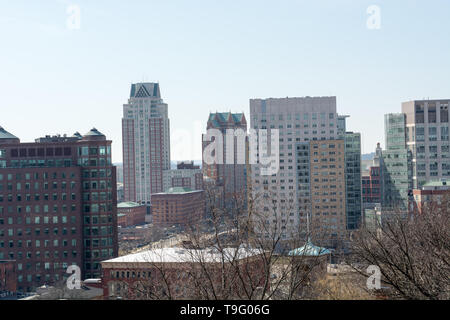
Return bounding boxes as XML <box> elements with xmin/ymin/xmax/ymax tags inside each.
<box><xmin>412</xmin><ymin>180</ymin><xmax>450</xmax><ymax>214</ymax></box>
<box><xmin>0</xmin><ymin>126</ymin><xmax>118</xmax><ymax>292</ymax></box>
<box><xmin>100</xmin><ymin>247</ymin><xmax>265</xmax><ymax>299</ymax></box>
<box><xmin>117</xmin><ymin>202</ymin><xmax>146</xmax><ymax>227</ymax></box>
<box><xmin>362</xmin><ymin>166</ymin><xmax>382</xmax><ymax>204</ymax></box>
<box><xmin>0</xmin><ymin>260</ymin><xmax>17</xmax><ymax>293</ymax></box>
<box><xmin>162</xmin><ymin>161</ymin><xmax>203</xmax><ymax>192</ymax></box>
<box><xmin>151</xmin><ymin>187</ymin><xmax>205</xmax><ymax>228</ymax></box>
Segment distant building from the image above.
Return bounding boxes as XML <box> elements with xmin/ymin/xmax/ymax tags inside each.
<box><xmin>122</xmin><ymin>83</ymin><xmax>171</xmax><ymax>208</ymax></box>
<box><xmin>382</xmin><ymin>113</ymin><xmax>413</xmax><ymax>211</ymax></box>
<box><xmin>402</xmin><ymin>99</ymin><xmax>450</xmax><ymax>188</ymax></box>
<box><xmin>117</xmin><ymin>202</ymin><xmax>147</xmax><ymax>227</ymax></box>
<box><xmin>343</xmin><ymin>132</ymin><xmax>362</xmax><ymax>230</ymax></box>
<box><xmin>100</xmin><ymin>247</ymin><xmax>265</xmax><ymax>299</ymax></box>
<box><xmin>117</xmin><ymin>183</ymin><xmax>124</xmax><ymax>203</ymax></box>
<box><xmin>249</xmin><ymin>97</ymin><xmax>361</xmax><ymax>245</ymax></box>
<box><xmin>309</xmin><ymin>140</ymin><xmax>347</xmax><ymax>247</ymax></box>
<box><xmin>363</xmin><ymin>204</ymin><xmax>383</xmax><ymax>234</ymax></box>
<box><xmin>0</xmin><ymin>126</ymin><xmax>118</xmax><ymax>291</ymax></box>
<box><xmin>412</xmin><ymin>180</ymin><xmax>450</xmax><ymax>214</ymax></box>
<box><xmin>162</xmin><ymin>161</ymin><xmax>203</xmax><ymax>192</ymax></box>
<box><xmin>202</xmin><ymin>112</ymin><xmax>248</xmax><ymax>208</ymax></box>
<box><xmin>151</xmin><ymin>187</ymin><xmax>205</xmax><ymax>228</ymax></box>
<box><xmin>0</xmin><ymin>260</ymin><xmax>17</xmax><ymax>294</ymax></box>
<box><xmin>362</xmin><ymin>143</ymin><xmax>382</xmax><ymax>205</ymax></box>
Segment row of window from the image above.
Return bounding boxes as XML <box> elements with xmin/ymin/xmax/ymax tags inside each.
<box><xmin>0</xmin><ymin>215</ymin><xmax>76</xmax><ymax>225</ymax></box>
<box><xmin>0</xmin><ymin>204</ymin><xmax>77</xmax><ymax>213</ymax></box>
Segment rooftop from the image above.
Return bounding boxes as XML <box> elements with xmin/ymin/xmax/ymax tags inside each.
<box><xmin>421</xmin><ymin>180</ymin><xmax>450</xmax><ymax>190</ymax></box>
<box><xmin>118</xmin><ymin>201</ymin><xmax>142</xmax><ymax>208</ymax></box>
<box><xmin>102</xmin><ymin>247</ymin><xmax>262</xmax><ymax>264</ymax></box>
<box><xmin>288</xmin><ymin>239</ymin><xmax>332</xmax><ymax>257</ymax></box>
<box><xmin>207</xmin><ymin>112</ymin><xmax>246</xmax><ymax>128</ymax></box>
<box><xmin>0</xmin><ymin>126</ymin><xmax>19</xmax><ymax>141</ymax></box>
<box><xmin>155</xmin><ymin>187</ymin><xmax>203</xmax><ymax>195</ymax></box>
<box><xmin>83</xmin><ymin>128</ymin><xmax>105</xmax><ymax>137</ymax></box>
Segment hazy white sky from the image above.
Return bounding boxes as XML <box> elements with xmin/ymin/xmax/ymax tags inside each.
<box><xmin>1</xmin><ymin>0</ymin><xmax>449</xmax><ymax>162</ymax></box>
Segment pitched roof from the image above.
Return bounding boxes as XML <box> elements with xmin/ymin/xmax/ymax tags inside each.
<box><xmin>83</xmin><ymin>128</ymin><xmax>105</xmax><ymax>137</ymax></box>
<box><xmin>207</xmin><ymin>112</ymin><xmax>246</xmax><ymax>128</ymax></box>
<box><xmin>288</xmin><ymin>239</ymin><xmax>332</xmax><ymax>257</ymax></box>
<box><xmin>130</xmin><ymin>83</ymin><xmax>161</xmax><ymax>99</ymax></box>
<box><xmin>0</xmin><ymin>126</ymin><xmax>19</xmax><ymax>140</ymax></box>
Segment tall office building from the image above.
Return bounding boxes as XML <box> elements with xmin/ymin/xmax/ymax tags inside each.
<box><xmin>337</xmin><ymin>116</ymin><xmax>363</xmax><ymax>229</ymax></box>
<box><xmin>250</xmin><ymin>97</ymin><xmax>347</xmax><ymax>243</ymax></box>
<box><xmin>344</xmin><ymin>132</ymin><xmax>362</xmax><ymax>230</ymax></box>
<box><xmin>202</xmin><ymin>112</ymin><xmax>247</xmax><ymax>208</ymax></box>
<box><xmin>0</xmin><ymin>127</ymin><xmax>118</xmax><ymax>291</ymax></box>
<box><xmin>402</xmin><ymin>99</ymin><xmax>450</xmax><ymax>188</ymax></box>
<box><xmin>122</xmin><ymin>83</ymin><xmax>171</xmax><ymax>208</ymax></box>
<box><xmin>382</xmin><ymin>113</ymin><xmax>413</xmax><ymax>210</ymax></box>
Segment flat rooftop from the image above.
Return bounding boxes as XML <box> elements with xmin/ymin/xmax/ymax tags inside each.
<box><xmin>102</xmin><ymin>247</ymin><xmax>262</xmax><ymax>264</ymax></box>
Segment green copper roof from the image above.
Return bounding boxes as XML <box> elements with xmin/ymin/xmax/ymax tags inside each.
<box><xmin>117</xmin><ymin>201</ymin><xmax>141</xmax><ymax>208</ymax></box>
<box><xmin>83</xmin><ymin>128</ymin><xmax>105</xmax><ymax>137</ymax></box>
<box><xmin>0</xmin><ymin>126</ymin><xmax>19</xmax><ymax>140</ymax></box>
<box><xmin>288</xmin><ymin>239</ymin><xmax>332</xmax><ymax>257</ymax></box>
<box><xmin>208</xmin><ymin>112</ymin><xmax>246</xmax><ymax>127</ymax></box>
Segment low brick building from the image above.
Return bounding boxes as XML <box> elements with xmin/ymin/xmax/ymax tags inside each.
<box><xmin>0</xmin><ymin>260</ymin><xmax>17</xmax><ymax>294</ymax></box>
<box><xmin>151</xmin><ymin>187</ymin><xmax>205</xmax><ymax>228</ymax></box>
<box><xmin>412</xmin><ymin>180</ymin><xmax>450</xmax><ymax>214</ymax></box>
<box><xmin>100</xmin><ymin>247</ymin><xmax>265</xmax><ymax>299</ymax></box>
<box><xmin>117</xmin><ymin>202</ymin><xmax>146</xmax><ymax>227</ymax></box>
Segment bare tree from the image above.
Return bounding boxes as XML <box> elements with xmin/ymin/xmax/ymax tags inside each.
<box><xmin>112</xmin><ymin>183</ymin><xmax>336</xmax><ymax>300</ymax></box>
<box><xmin>350</xmin><ymin>195</ymin><xmax>450</xmax><ymax>300</ymax></box>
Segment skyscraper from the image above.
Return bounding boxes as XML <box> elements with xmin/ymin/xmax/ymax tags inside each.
<box><xmin>122</xmin><ymin>83</ymin><xmax>171</xmax><ymax>209</ymax></box>
<box><xmin>202</xmin><ymin>112</ymin><xmax>248</xmax><ymax>209</ymax></box>
<box><xmin>344</xmin><ymin>132</ymin><xmax>362</xmax><ymax>230</ymax></box>
<box><xmin>0</xmin><ymin>127</ymin><xmax>118</xmax><ymax>291</ymax></box>
<box><xmin>382</xmin><ymin>113</ymin><xmax>413</xmax><ymax>210</ymax></box>
<box><xmin>249</xmin><ymin>97</ymin><xmax>349</xmax><ymax>244</ymax></box>
<box><xmin>402</xmin><ymin>99</ymin><xmax>450</xmax><ymax>188</ymax></box>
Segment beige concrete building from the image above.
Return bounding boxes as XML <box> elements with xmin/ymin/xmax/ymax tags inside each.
<box><xmin>309</xmin><ymin>140</ymin><xmax>347</xmax><ymax>246</ymax></box>
<box><xmin>402</xmin><ymin>99</ymin><xmax>450</xmax><ymax>188</ymax></box>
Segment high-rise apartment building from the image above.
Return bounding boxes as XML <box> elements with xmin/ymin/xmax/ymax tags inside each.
<box><xmin>0</xmin><ymin>127</ymin><xmax>118</xmax><ymax>291</ymax></box>
<box><xmin>122</xmin><ymin>83</ymin><xmax>171</xmax><ymax>208</ymax></box>
<box><xmin>309</xmin><ymin>140</ymin><xmax>347</xmax><ymax>246</ymax></box>
<box><xmin>250</xmin><ymin>97</ymin><xmax>350</xmax><ymax>244</ymax></box>
<box><xmin>402</xmin><ymin>99</ymin><xmax>450</xmax><ymax>188</ymax></box>
<box><xmin>202</xmin><ymin>112</ymin><xmax>247</xmax><ymax>208</ymax></box>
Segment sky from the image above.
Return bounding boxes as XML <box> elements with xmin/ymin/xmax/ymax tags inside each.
<box><xmin>0</xmin><ymin>0</ymin><xmax>449</xmax><ymax>163</ymax></box>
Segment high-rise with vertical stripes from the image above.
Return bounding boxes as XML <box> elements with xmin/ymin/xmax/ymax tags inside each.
<box><xmin>122</xmin><ymin>83</ymin><xmax>171</xmax><ymax>209</ymax></box>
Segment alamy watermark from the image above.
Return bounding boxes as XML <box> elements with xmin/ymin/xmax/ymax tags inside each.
<box><xmin>366</xmin><ymin>265</ymin><xmax>381</xmax><ymax>290</ymax></box>
<box><xmin>366</xmin><ymin>5</ymin><xmax>381</xmax><ymax>30</ymax></box>
<box><xmin>202</xmin><ymin>128</ymin><xmax>280</xmax><ymax>176</ymax></box>
<box><xmin>66</xmin><ymin>4</ymin><xmax>81</xmax><ymax>30</ymax></box>
<box><xmin>66</xmin><ymin>265</ymin><xmax>81</xmax><ymax>290</ymax></box>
